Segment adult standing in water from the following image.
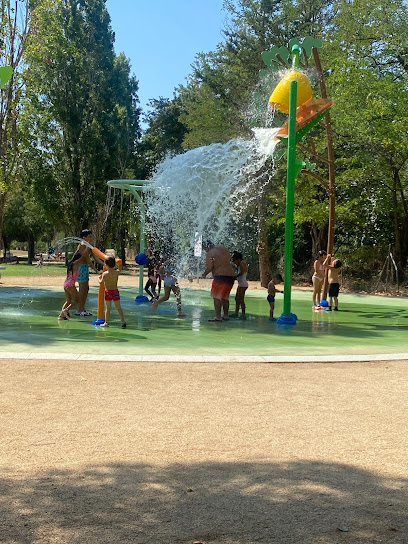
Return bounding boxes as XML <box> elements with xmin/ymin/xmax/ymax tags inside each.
<box><xmin>202</xmin><ymin>241</ymin><xmax>236</xmax><ymax>322</ymax></box>
<box><xmin>73</xmin><ymin>229</ymin><xmax>101</xmax><ymax>316</ymax></box>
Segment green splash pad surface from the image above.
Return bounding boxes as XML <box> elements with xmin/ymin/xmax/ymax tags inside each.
<box><xmin>0</xmin><ymin>287</ymin><xmax>407</xmax><ymax>357</ymax></box>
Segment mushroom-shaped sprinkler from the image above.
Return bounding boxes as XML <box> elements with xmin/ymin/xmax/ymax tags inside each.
<box><xmin>269</xmin><ymin>44</ymin><xmax>334</xmax><ymax>325</ymax></box>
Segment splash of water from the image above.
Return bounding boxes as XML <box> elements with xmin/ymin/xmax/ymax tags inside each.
<box><xmin>144</xmin><ymin>130</ymin><xmax>280</xmax><ymax>275</ymax></box>
<box><xmin>54</xmin><ymin>237</ymin><xmax>94</xmax><ymax>251</ymax></box>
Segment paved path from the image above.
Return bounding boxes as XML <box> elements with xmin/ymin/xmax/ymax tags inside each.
<box><xmin>1</xmin><ymin>358</ymin><xmax>407</xmax><ymax>543</ymax></box>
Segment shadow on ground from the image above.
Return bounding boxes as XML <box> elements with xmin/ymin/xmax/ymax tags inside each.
<box><xmin>1</xmin><ymin>461</ymin><xmax>406</xmax><ymax>543</ymax></box>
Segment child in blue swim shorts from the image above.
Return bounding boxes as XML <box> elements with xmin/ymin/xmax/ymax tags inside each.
<box><xmin>267</xmin><ymin>273</ymin><xmax>283</xmax><ymax>320</ymax></box>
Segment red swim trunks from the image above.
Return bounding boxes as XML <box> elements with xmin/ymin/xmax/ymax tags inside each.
<box><xmin>105</xmin><ymin>289</ymin><xmax>120</xmax><ymax>301</ymax></box>
<box><xmin>210</xmin><ymin>276</ymin><xmax>235</xmax><ymax>300</ymax></box>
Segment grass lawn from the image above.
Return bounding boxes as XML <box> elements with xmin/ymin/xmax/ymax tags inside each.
<box><xmin>0</xmin><ymin>262</ymin><xmax>67</xmax><ymax>277</ymax></box>
<box><xmin>0</xmin><ymin>262</ymin><xmax>137</xmax><ymax>278</ymax></box>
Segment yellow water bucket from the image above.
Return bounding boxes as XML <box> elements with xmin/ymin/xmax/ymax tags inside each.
<box><xmin>269</xmin><ymin>70</ymin><xmax>313</xmax><ymax>114</ymax></box>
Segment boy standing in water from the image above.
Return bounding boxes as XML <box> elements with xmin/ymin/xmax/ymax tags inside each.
<box><xmin>324</xmin><ymin>254</ymin><xmax>342</xmax><ymax>311</ymax></box>
<box><xmin>98</xmin><ymin>256</ymin><xmax>126</xmax><ymax>328</ymax></box>
<box><xmin>267</xmin><ymin>273</ymin><xmax>283</xmax><ymax>320</ymax></box>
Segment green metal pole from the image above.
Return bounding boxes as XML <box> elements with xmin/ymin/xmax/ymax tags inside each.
<box><xmin>131</xmin><ymin>189</ymin><xmax>146</xmax><ymax>298</ymax></box>
<box><xmin>282</xmin><ymin>79</ymin><xmax>298</xmax><ymax>317</ymax></box>
<box><xmin>139</xmin><ymin>204</ymin><xmax>146</xmax><ymax>299</ymax></box>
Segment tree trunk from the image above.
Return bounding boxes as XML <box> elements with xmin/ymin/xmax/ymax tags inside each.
<box><xmin>310</xmin><ymin>220</ymin><xmax>328</xmax><ymax>257</ymax></box>
<box><xmin>392</xmin><ymin>169</ymin><xmax>401</xmax><ymax>267</ymax></box>
<box><xmin>120</xmin><ymin>226</ymin><xmax>126</xmax><ymax>264</ymax></box>
<box><xmin>394</xmin><ymin>167</ymin><xmax>408</xmax><ymax>272</ymax></box>
<box><xmin>27</xmin><ymin>232</ymin><xmax>35</xmax><ymax>265</ymax></box>
<box><xmin>0</xmin><ymin>193</ymin><xmax>5</xmax><ymax>255</ymax></box>
<box><xmin>2</xmin><ymin>233</ymin><xmax>10</xmax><ymax>261</ymax></box>
<box><xmin>313</xmin><ymin>47</ymin><xmax>336</xmax><ymax>300</ymax></box>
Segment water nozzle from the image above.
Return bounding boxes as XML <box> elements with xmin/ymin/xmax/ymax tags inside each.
<box><xmin>291</xmin><ymin>44</ymin><xmax>301</xmax><ymax>69</ymax></box>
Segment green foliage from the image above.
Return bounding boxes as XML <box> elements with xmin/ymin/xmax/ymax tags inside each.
<box><xmin>23</xmin><ymin>0</ymin><xmax>140</xmax><ymax>234</ymax></box>
<box><xmin>136</xmin><ymin>97</ymin><xmax>187</xmax><ymax>178</ymax></box>
<box><xmin>4</xmin><ymin>0</ymin><xmax>408</xmax><ymax>279</ymax></box>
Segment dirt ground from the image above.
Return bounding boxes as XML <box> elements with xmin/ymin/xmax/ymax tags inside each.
<box><xmin>1</xmin><ymin>357</ymin><xmax>407</xmax><ymax>544</ymax></box>
<box><xmin>1</xmin><ymin>269</ymin><xmax>407</xmax><ymax>542</ymax></box>
<box><xmin>0</xmin><ymin>269</ymin><xmax>265</xmax><ymax>292</ymax></box>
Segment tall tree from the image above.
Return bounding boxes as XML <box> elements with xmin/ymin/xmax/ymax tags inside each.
<box><xmin>0</xmin><ymin>0</ymin><xmax>31</xmax><ymax>254</ymax></box>
<box><xmin>24</xmin><ymin>0</ymin><xmax>140</xmax><ymax>239</ymax></box>
<box><xmin>327</xmin><ymin>0</ymin><xmax>408</xmax><ymax>270</ymax></box>
<box><xmin>136</xmin><ymin>96</ymin><xmax>187</xmax><ymax>178</ymax></box>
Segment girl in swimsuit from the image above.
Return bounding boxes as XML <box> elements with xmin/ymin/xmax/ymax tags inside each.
<box><xmin>232</xmin><ymin>252</ymin><xmax>249</xmax><ymax>319</ymax></box>
<box><xmin>151</xmin><ymin>262</ymin><xmax>185</xmax><ymax>317</ymax></box>
<box><xmin>58</xmin><ymin>253</ymin><xmax>87</xmax><ymax>320</ymax></box>
<box><xmin>312</xmin><ymin>250</ymin><xmax>327</xmax><ymax>308</ymax></box>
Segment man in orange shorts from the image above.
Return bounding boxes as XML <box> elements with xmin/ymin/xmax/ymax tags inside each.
<box><xmin>202</xmin><ymin>241</ymin><xmax>236</xmax><ymax>321</ymax></box>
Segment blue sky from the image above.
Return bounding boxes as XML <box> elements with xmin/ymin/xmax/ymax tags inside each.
<box><xmin>105</xmin><ymin>0</ymin><xmax>226</xmax><ymax>117</ymax></box>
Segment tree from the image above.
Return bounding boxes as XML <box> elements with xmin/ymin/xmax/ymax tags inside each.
<box><xmin>24</xmin><ymin>0</ymin><xmax>140</xmax><ymax>240</ymax></box>
<box><xmin>136</xmin><ymin>96</ymin><xmax>187</xmax><ymax>178</ymax></box>
<box><xmin>327</xmin><ymin>0</ymin><xmax>408</xmax><ymax>271</ymax></box>
<box><xmin>0</xmin><ymin>0</ymin><xmax>31</xmax><ymax>254</ymax></box>
<box><xmin>2</xmin><ymin>180</ymin><xmax>55</xmax><ymax>264</ymax></box>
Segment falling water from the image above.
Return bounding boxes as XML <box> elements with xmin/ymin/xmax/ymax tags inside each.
<box><xmin>54</xmin><ymin>237</ymin><xmax>94</xmax><ymax>253</ymax></box>
<box><xmin>144</xmin><ymin>129</ymin><xmax>280</xmax><ymax>274</ymax></box>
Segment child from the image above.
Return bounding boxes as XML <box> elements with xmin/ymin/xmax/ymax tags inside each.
<box><xmin>267</xmin><ymin>273</ymin><xmax>283</xmax><ymax>320</ymax></box>
<box><xmin>144</xmin><ymin>248</ymin><xmax>161</xmax><ymax>301</ymax></box>
<box><xmin>98</xmin><ymin>256</ymin><xmax>126</xmax><ymax>328</ymax></box>
<box><xmin>151</xmin><ymin>263</ymin><xmax>185</xmax><ymax>317</ymax></box>
<box><xmin>36</xmin><ymin>253</ymin><xmax>43</xmax><ymax>268</ymax></box>
<box><xmin>232</xmin><ymin>251</ymin><xmax>248</xmax><ymax>319</ymax></box>
<box><xmin>312</xmin><ymin>250</ymin><xmax>327</xmax><ymax>309</ymax></box>
<box><xmin>324</xmin><ymin>254</ymin><xmax>342</xmax><ymax>311</ymax></box>
<box><xmin>73</xmin><ymin>229</ymin><xmax>103</xmax><ymax>316</ymax></box>
<box><xmin>58</xmin><ymin>253</ymin><xmax>87</xmax><ymax>320</ymax></box>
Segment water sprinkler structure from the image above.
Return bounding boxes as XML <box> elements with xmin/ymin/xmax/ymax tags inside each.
<box><xmin>265</xmin><ymin>41</ymin><xmax>334</xmax><ymax>324</ymax></box>
<box><xmin>107</xmin><ymin>179</ymin><xmax>153</xmax><ymax>304</ymax></box>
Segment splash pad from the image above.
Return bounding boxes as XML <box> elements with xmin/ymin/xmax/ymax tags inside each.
<box><xmin>0</xmin><ymin>283</ymin><xmax>408</xmax><ymax>362</ymax></box>
<box><xmin>1</xmin><ymin>39</ymin><xmax>406</xmax><ymax>363</ymax></box>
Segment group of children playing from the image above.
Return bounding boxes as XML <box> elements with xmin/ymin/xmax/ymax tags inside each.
<box><xmin>231</xmin><ymin>249</ymin><xmax>342</xmax><ymax>321</ymax></box>
<box><xmin>58</xmin><ymin>234</ymin><xmax>342</xmax><ymax>327</ymax></box>
<box><xmin>312</xmin><ymin>251</ymin><xmax>342</xmax><ymax>311</ymax></box>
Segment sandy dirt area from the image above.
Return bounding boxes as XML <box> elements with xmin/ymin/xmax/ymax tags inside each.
<box><xmin>1</xmin><ymin>358</ymin><xmax>407</xmax><ymax>543</ymax></box>
<box><xmin>1</xmin><ymin>271</ymin><xmax>306</xmax><ymax>295</ymax></box>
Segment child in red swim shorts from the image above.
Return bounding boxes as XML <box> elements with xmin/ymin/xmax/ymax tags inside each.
<box><xmin>98</xmin><ymin>256</ymin><xmax>126</xmax><ymax>328</ymax></box>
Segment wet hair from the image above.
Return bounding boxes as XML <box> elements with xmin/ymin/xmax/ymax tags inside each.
<box><xmin>232</xmin><ymin>252</ymin><xmax>243</xmax><ymax>261</ymax></box>
<box><xmin>334</xmin><ymin>259</ymin><xmax>342</xmax><ymax>269</ymax></box>
<box><xmin>67</xmin><ymin>252</ymin><xmax>82</xmax><ymax>275</ymax></box>
<box><xmin>317</xmin><ymin>250</ymin><xmax>327</xmax><ymax>258</ymax></box>
<box><xmin>81</xmin><ymin>229</ymin><xmax>92</xmax><ymax>238</ymax></box>
<box><xmin>105</xmin><ymin>256</ymin><xmax>116</xmax><ymax>268</ymax></box>
<box><xmin>273</xmin><ymin>273</ymin><xmax>283</xmax><ymax>282</ymax></box>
